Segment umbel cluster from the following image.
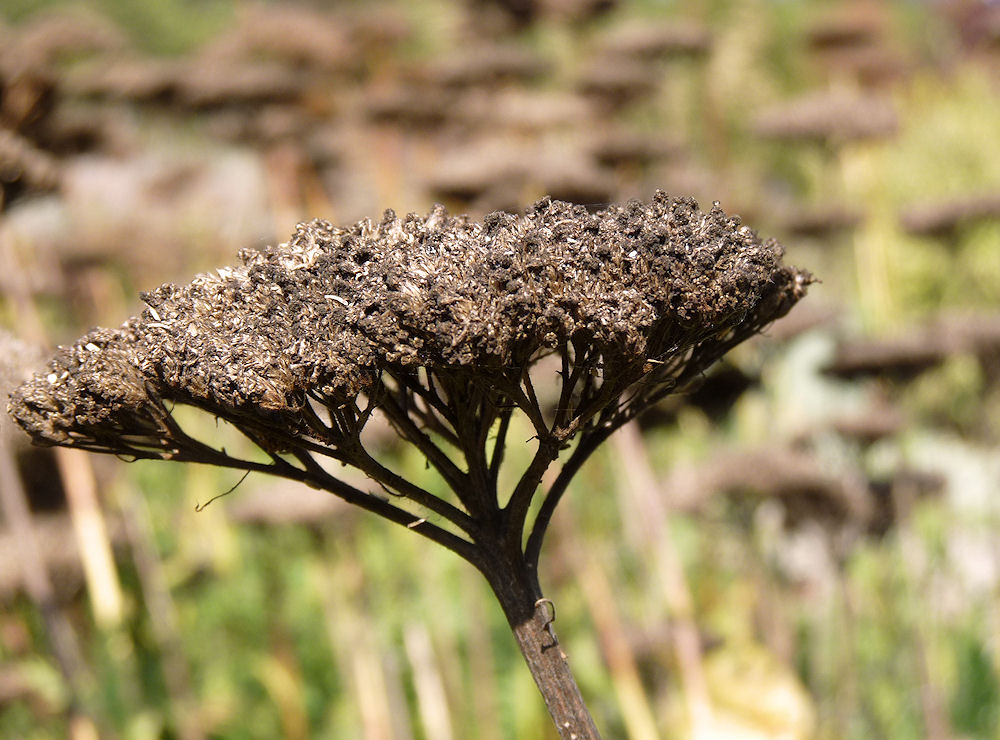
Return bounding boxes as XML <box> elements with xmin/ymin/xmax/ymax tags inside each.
<box><xmin>9</xmin><ymin>192</ymin><xmax>810</xmax><ymax>573</ymax></box>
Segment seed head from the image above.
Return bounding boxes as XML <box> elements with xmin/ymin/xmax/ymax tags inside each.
<box><xmin>9</xmin><ymin>192</ymin><xmax>810</xmax><ymax>462</ymax></box>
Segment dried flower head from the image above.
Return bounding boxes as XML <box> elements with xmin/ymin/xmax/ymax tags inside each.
<box><xmin>8</xmin><ymin>191</ymin><xmax>810</xmax><ymax>738</ymax></box>
<box><xmin>10</xmin><ymin>193</ymin><xmax>809</xmax><ymax>567</ymax></box>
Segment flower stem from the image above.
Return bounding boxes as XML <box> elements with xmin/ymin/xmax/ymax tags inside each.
<box><xmin>480</xmin><ymin>549</ymin><xmax>602</xmax><ymax>740</ymax></box>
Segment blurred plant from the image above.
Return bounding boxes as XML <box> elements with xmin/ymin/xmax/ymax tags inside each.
<box><xmin>9</xmin><ymin>193</ymin><xmax>809</xmax><ymax>737</ymax></box>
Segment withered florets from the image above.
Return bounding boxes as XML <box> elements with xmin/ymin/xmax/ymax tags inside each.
<box><xmin>9</xmin><ymin>193</ymin><xmax>809</xmax><ymax>521</ymax></box>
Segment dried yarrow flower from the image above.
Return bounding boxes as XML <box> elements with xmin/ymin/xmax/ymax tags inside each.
<box><xmin>9</xmin><ymin>192</ymin><xmax>811</xmax><ymax>739</ymax></box>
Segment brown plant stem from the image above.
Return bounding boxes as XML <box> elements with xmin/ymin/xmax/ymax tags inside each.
<box><xmin>479</xmin><ymin>547</ymin><xmax>602</xmax><ymax>740</ymax></box>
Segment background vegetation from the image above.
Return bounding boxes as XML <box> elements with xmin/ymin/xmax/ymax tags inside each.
<box><xmin>1</xmin><ymin>0</ymin><xmax>998</xmax><ymax>738</ymax></box>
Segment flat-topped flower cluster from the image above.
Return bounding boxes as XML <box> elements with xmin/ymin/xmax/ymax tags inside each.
<box><xmin>10</xmin><ymin>192</ymin><xmax>809</xmax><ymax>463</ymax></box>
